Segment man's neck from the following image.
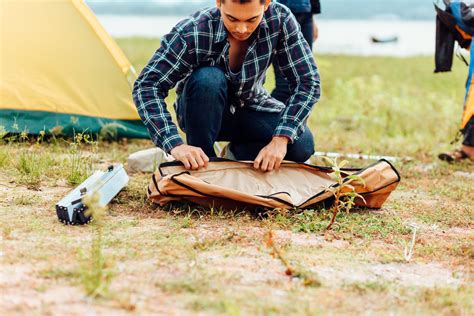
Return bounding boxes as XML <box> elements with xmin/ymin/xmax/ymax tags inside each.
<box><xmin>227</xmin><ymin>34</ymin><xmax>250</xmax><ymax>72</ymax></box>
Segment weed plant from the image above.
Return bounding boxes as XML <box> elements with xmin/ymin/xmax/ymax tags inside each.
<box><xmin>78</xmin><ymin>192</ymin><xmax>115</xmax><ymax>298</ymax></box>
<box><xmin>322</xmin><ymin>157</ymin><xmax>365</xmax><ymax>230</ymax></box>
<box><xmin>67</xmin><ymin>132</ymin><xmax>98</xmax><ymax>185</ymax></box>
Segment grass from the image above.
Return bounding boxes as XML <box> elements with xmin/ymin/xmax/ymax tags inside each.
<box><xmin>0</xmin><ymin>146</ymin><xmax>9</xmax><ymax>168</ymax></box>
<box><xmin>12</xmin><ymin>194</ymin><xmax>41</xmax><ymax>206</ymax></box>
<box><xmin>16</xmin><ymin>150</ymin><xmax>44</xmax><ymax>187</ymax></box>
<box><xmin>66</xmin><ymin>133</ymin><xmax>98</xmax><ymax>185</ymax></box>
<box><xmin>266</xmin><ymin>207</ymin><xmax>411</xmax><ymax>239</ymax></box>
<box><xmin>0</xmin><ymin>37</ymin><xmax>472</xmax><ymax>315</ymax></box>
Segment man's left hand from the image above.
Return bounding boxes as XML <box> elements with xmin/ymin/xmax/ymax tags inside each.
<box><xmin>253</xmin><ymin>136</ymin><xmax>289</xmax><ymax>171</ymax></box>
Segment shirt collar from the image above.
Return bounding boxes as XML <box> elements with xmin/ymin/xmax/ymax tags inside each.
<box><xmin>259</xmin><ymin>13</ymin><xmax>269</xmax><ymax>31</ymax></box>
<box><xmin>214</xmin><ymin>17</ymin><xmax>227</xmax><ymax>43</ymax></box>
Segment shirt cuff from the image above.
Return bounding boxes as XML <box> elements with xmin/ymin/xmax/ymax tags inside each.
<box><xmin>160</xmin><ymin>134</ymin><xmax>185</xmax><ymax>154</ymax></box>
<box><xmin>273</xmin><ymin>123</ymin><xmax>301</xmax><ymax>144</ymax></box>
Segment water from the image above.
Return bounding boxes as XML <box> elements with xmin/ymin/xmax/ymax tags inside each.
<box><xmin>97</xmin><ymin>15</ymin><xmax>436</xmax><ymax>57</ymax></box>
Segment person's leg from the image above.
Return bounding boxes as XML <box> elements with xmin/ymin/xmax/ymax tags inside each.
<box><xmin>177</xmin><ymin>67</ymin><xmax>231</xmax><ymax>157</ymax></box>
<box><xmin>297</xmin><ymin>13</ymin><xmax>315</xmax><ymax>48</ymax></box>
<box><xmin>232</xmin><ymin>132</ymin><xmax>314</xmax><ymax>162</ymax></box>
<box><xmin>229</xmin><ymin>109</ymin><xmax>277</xmax><ymax>160</ymax></box>
<box><xmin>438</xmin><ymin>116</ymin><xmax>474</xmax><ymax>162</ymax></box>
<box><xmin>285</xmin><ymin>127</ymin><xmax>315</xmax><ymax>162</ymax></box>
<box><xmin>229</xmin><ymin>108</ymin><xmax>315</xmax><ymax>162</ymax></box>
<box><xmin>461</xmin><ymin>116</ymin><xmax>474</xmax><ymax>158</ymax></box>
<box><xmin>271</xmin><ymin>12</ymin><xmax>314</xmax><ymax>103</ymax></box>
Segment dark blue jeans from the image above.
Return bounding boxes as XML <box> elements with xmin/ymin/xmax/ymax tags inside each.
<box><xmin>176</xmin><ymin>67</ymin><xmax>315</xmax><ymax>161</ymax></box>
<box><xmin>271</xmin><ymin>12</ymin><xmax>314</xmax><ymax>103</ymax></box>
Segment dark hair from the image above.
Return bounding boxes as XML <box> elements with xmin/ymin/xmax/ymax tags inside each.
<box><xmin>221</xmin><ymin>0</ymin><xmax>266</xmax><ymax>4</ymax></box>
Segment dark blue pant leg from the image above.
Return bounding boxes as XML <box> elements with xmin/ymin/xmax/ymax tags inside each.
<box><xmin>177</xmin><ymin>67</ymin><xmax>230</xmax><ymax>157</ymax></box>
<box><xmin>231</xmin><ymin>130</ymin><xmax>314</xmax><ymax>162</ymax></box>
<box><xmin>271</xmin><ymin>12</ymin><xmax>314</xmax><ymax>103</ymax></box>
<box><xmin>230</xmin><ymin>108</ymin><xmax>315</xmax><ymax>162</ymax></box>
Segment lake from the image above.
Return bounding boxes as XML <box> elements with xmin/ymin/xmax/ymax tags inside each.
<box><xmin>97</xmin><ymin>15</ymin><xmax>436</xmax><ymax>57</ymax></box>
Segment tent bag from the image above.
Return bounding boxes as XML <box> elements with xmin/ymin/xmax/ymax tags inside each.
<box><xmin>147</xmin><ymin>159</ymin><xmax>400</xmax><ymax>210</ymax></box>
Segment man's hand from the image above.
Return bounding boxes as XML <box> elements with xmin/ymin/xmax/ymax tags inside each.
<box><xmin>253</xmin><ymin>136</ymin><xmax>289</xmax><ymax>171</ymax></box>
<box><xmin>170</xmin><ymin>144</ymin><xmax>209</xmax><ymax>170</ymax></box>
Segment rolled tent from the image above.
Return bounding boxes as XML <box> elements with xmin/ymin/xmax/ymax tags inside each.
<box><xmin>0</xmin><ymin>0</ymin><xmax>148</xmax><ymax>138</ymax></box>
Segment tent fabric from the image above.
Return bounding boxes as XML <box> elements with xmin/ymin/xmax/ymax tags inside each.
<box><xmin>0</xmin><ymin>0</ymin><xmax>148</xmax><ymax>138</ymax></box>
<box><xmin>148</xmin><ymin>159</ymin><xmax>400</xmax><ymax>210</ymax></box>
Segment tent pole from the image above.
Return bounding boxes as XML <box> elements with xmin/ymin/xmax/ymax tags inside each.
<box><xmin>313</xmin><ymin>152</ymin><xmax>412</xmax><ymax>162</ymax></box>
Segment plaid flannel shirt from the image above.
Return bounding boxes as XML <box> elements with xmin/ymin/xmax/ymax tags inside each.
<box><xmin>133</xmin><ymin>3</ymin><xmax>320</xmax><ymax>153</ymax></box>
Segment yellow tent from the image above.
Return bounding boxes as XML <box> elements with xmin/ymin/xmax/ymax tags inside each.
<box><xmin>0</xmin><ymin>0</ymin><xmax>148</xmax><ymax>138</ymax></box>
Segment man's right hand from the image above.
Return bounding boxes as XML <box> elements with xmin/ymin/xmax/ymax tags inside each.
<box><xmin>170</xmin><ymin>144</ymin><xmax>209</xmax><ymax>170</ymax></box>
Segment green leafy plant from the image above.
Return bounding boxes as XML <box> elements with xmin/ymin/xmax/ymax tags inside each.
<box><xmin>322</xmin><ymin>157</ymin><xmax>366</xmax><ymax>230</ymax></box>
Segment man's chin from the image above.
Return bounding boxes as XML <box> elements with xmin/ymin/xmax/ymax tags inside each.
<box><xmin>232</xmin><ymin>33</ymin><xmax>251</xmax><ymax>41</ymax></box>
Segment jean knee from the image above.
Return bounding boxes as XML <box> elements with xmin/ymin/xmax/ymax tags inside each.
<box><xmin>286</xmin><ymin>130</ymin><xmax>315</xmax><ymax>162</ymax></box>
<box><xmin>186</xmin><ymin>67</ymin><xmax>227</xmax><ymax>92</ymax></box>
<box><xmin>291</xmin><ymin>146</ymin><xmax>314</xmax><ymax>162</ymax></box>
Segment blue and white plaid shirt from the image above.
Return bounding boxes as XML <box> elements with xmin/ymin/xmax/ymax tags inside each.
<box><xmin>133</xmin><ymin>3</ymin><xmax>320</xmax><ymax>153</ymax></box>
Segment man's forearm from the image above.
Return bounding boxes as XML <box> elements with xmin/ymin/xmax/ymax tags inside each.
<box><xmin>132</xmin><ymin>85</ymin><xmax>184</xmax><ymax>153</ymax></box>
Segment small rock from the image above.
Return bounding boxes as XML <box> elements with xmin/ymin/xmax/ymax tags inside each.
<box><xmin>413</xmin><ymin>163</ymin><xmax>436</xmax><ymax>173</ymax></box>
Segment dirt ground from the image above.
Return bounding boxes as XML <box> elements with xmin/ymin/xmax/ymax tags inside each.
<box><xmin>1</xmin><ymin>142</ymin><xmax>473</xmax><ymax>315</ymax></box>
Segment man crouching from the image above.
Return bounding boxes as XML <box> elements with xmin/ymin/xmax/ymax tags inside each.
<box><xmin>132</xmin><ymin>0</ymin><xmax>320</xmax><ymax>171</ymax></box>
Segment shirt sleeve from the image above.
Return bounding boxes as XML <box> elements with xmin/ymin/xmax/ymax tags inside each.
<box><xmin>273</xmin><ymin>12</ymin><xmax>321</xmax><ymax>143</ymax></box>
<box><xmin>132</xmin><ymin>30</ymin><xmax>194</xmax><ymax>153</ymax></box>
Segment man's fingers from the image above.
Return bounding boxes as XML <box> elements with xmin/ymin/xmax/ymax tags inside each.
<box><xmin>186</xmin><ymin>154</ymin><xmax>199</xmax><ymax>170</ymax></box>
<box><xmin>199</xmin><ymin>149</ymin><xmax>210</xmax><ymax>167</ymax></box>
<box><xmin>267</xmin><ymin>159</ymin><xmax>275</xmax><ymax>172</ymax></box>
<box><xmin>171</xmin><ymin>145</ymin><xmax>210</xmax><ymax>170</ymax></box>
<box><xmin>274</xmin><ymin>157</ymin><xmax>282</xmax><ymax>170</ymax></box>
<box><xmin>260</xmin><ymin>156</ymin><xmax>270</xmax><ymax>171</ymax></box>
<box><xmin>254</xmin><ymin>152</ymin><xmax>263</xmax><ymax>169</ymax></box>
<box><xmin>195</xmin><ymin>154</ymin><xmax>206</xmax><ymax>168</ymax></box>
<box><xmin>181</xmin><ymin>157</ymin><xmax>191</xmax><ymax>170</ymax></box>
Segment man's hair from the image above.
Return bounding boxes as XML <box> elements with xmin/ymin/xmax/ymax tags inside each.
<box><xmin>221</xmin><ymin>0</ymin><xmax>266</xmax><ymax>4</ymax></box>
